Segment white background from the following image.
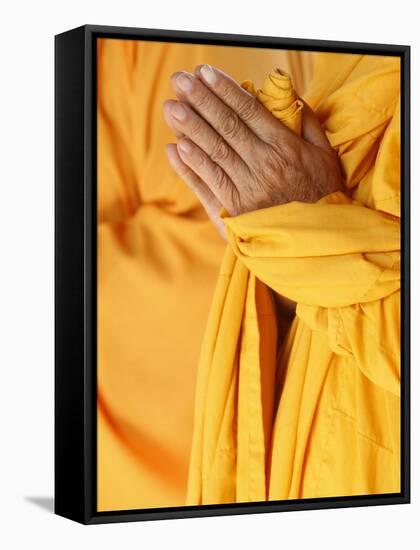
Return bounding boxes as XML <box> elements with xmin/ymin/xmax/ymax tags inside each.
<box><xmin>0</xmin><ymin>0</ymin><xmax>417</xmax><ymax>547</ymax></box>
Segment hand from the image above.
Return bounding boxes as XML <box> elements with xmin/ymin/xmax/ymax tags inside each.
<box><xmin>163</xmin><ymin>64</ymin><xmax>344</xmax><ymax>238</ymax></box>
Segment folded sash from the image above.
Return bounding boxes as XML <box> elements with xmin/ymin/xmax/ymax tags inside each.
<box><xmin>187</xmin><ymin>59</ymin><xmax>401</xmax><ymax>504</ymax></box>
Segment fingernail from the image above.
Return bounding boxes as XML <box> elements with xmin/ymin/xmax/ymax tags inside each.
<box><xmin>200</xmin><ymin>64</ymin><xmax>217</xmax><ymax>85</ymax></box>
<box><xmin>175</xmin><ymin>72</ymin><xmax>194</xmax><ymax>92</ymax></box>
<box><xmin>171</xmin><ymin>103</ymin><xmax>187</xmax><ymax>121</ymax></box>
<box><xmin>178</xmin><ymin>140</ymin><xmax>192</xmax><ymax>154</ymax></box>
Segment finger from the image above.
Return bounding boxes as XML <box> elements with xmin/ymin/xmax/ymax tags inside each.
<box><xmin>165</xmin><ymin>144</ymin><xmax>226</xmax><ymax>239</ymax></box>
<box><xmin>163</xmin><ymin>100</ymin><xmax>184</xmax><ymax>139</ymax></box>
<box><xmin>300</xmin><ymin>101</ymin><xmax>333</xmax><ymax>153</ymax></box>
<box><xmin>176</xmin><ymin>138</ymin><xmax>238</xmax><ymax>216</ymax></box>
<box><xmin>193</xmin><ymin>65</ymin><xmax>296</xmax><ymax>145</ymax></box>
<box><xmin>163</xmin><ymin>99</ymin><xmax>248</xmax><ymax>185</ymax></box>
<box><xmin>170</xmin><ymin>71</ymin><xmax>259</xmax><ymax>161</ymax></box>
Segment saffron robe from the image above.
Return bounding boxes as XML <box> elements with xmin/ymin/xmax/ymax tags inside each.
<box><xmin>97</xmin><ymin>38</ymin><xmax>314</xmax><ymax>511</ymax></box>
<box><xmin>187</xmin><ymin>53</ymin><xmax>401</xmax><ymax>504</ymax></box>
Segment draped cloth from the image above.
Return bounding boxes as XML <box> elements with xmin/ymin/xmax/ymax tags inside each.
<box><xmin>97</xmin><ymin>39</ymin><xmax>315</xmax><ymax>512</ymax></box>
<box><xmin>186</xmin><ymin>54</ymin><xmax>401</xmax><ymax>504</ymax></box>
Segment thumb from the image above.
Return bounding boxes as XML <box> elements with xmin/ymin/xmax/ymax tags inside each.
<box><xmin>301</xmin><ymin>100</ymin><xmax>333</xmax><ymax>153</ymax></box>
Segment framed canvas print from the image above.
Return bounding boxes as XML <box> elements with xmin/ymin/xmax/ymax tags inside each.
<box><xmin>55</xmin><ymin>24</ymin><xmax>410</xmax><ymax>524</ymax></box>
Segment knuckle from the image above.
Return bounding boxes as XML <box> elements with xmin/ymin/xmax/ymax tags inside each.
<box><xmin>219</xmin><ymin>111</ymin><xmax>242</xmax><ymax>140</ymax></box>
<box><xmin>192</xmin><ymin>148</ymin><xmax>206</xmax><ymax>169</ymax></box>
<box><xmin>210</xmin><ymin>137</ymin><xmax>230</xmax><ymax>164</ymax></box>
<box><xmin>212</xmin><ymin>166</ymin><xmax>228</xmax><ymax>190</ymax></box>
<box><xmin>218</xmin><ymin>82</ymin><xmax>235</xmax><ymax>103</ymax></box>
<box><xmin>193</xmin><ymin>89</ymin><xmax>211</xmax><ymax>110</ymax></box>
<box><xmin>189</xmin><ymin>118</ymin><xmax>202</xmax><ymax>140</ymax></box>
<box><xmin>215</xmin><ymin>82</ymin><xmax>260</xmax><ymax>126</ymax></box>
<box><xmin>178</xmin><ymin>164</ymin><xmax>190</xmax><ymax>178</ymax></box>
<box><xmin>238</xmin><ymin>95</ymin><xmax>259</xmax><ymax>123</ymax></box>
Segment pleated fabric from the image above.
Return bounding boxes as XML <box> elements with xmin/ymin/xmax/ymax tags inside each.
<box><xmin>187</xmin><ymin>54</ymin><xmax>401</xmax><ymax>504</ymax></box>
<box><xmin>97</xmin><ymin>39</ymin><xmax>315</xmax><ymax>511</ymax></box>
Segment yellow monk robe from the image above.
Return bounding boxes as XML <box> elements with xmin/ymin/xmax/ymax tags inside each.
<box><xmin>187</xmin><ymin>53</ymin><xmax>401</xmax><ymax>504</ymax></box>
<box><xmin>97</xmin><ymin>38</ymin><xmax>314</xmax><ymax>511</ymax></box>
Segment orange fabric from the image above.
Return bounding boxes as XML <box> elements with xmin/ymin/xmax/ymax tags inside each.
<box><xmin>186</xmin><ymin>53</ymin><xmax>401</xmax><ymax>504</ymax></box>
<box><xmin>97</xmin><ymin>38</ymin><xmax>314</xmax><ymax>511</ymax></box>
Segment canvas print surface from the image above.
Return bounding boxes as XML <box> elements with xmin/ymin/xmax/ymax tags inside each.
<box><xmin>96</xmin><ymin>38</ymin><xmax>401</xmax><ymax>512</ymax></box>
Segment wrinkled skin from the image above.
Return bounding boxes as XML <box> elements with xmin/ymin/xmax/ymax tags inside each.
<box><xmin>163</xmin><ymin>64</ymin><xmax>345</xmax><ymax>320</ymax></box>
<box><xmin>163</xmin><ymin>64</ymin><xmax>344</xmax><ymax>238</ymax></box>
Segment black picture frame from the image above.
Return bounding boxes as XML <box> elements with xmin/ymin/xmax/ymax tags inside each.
<box><xmin>55</xmin><ymin>24</ymin><xmax>410</xmax><ymax>525</ymax></box>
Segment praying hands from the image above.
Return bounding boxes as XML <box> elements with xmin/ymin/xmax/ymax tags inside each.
<box><xmin>163</xmin><ymin>64</ymin><xmax>344</xmax><ymax>238</ymax></box>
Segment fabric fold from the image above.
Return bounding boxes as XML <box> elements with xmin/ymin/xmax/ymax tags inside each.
<box><xmin>187</xmin><ymin>70</ymin><xmax>306</xmax><ymax>504</ymax></box>
<box><xmin>224</xmin><ymin>191</ymin><xmax>400</xmax><ymax>307</ymax></box>
<box><xmin>187</xmin><ymin>55</ymin><xmax>401</xmax><ymax>504</ymax></box>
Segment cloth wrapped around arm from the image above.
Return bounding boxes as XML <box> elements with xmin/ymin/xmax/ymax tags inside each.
<box><xmin>186</xmin><ymin>55</ymin><xmax>401</xmax><ymax>505</ymax></box>
<box><xmin>224</xmin><ymin>192</ymin><xmax>400</xmax><ymax>308</ymax></box>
